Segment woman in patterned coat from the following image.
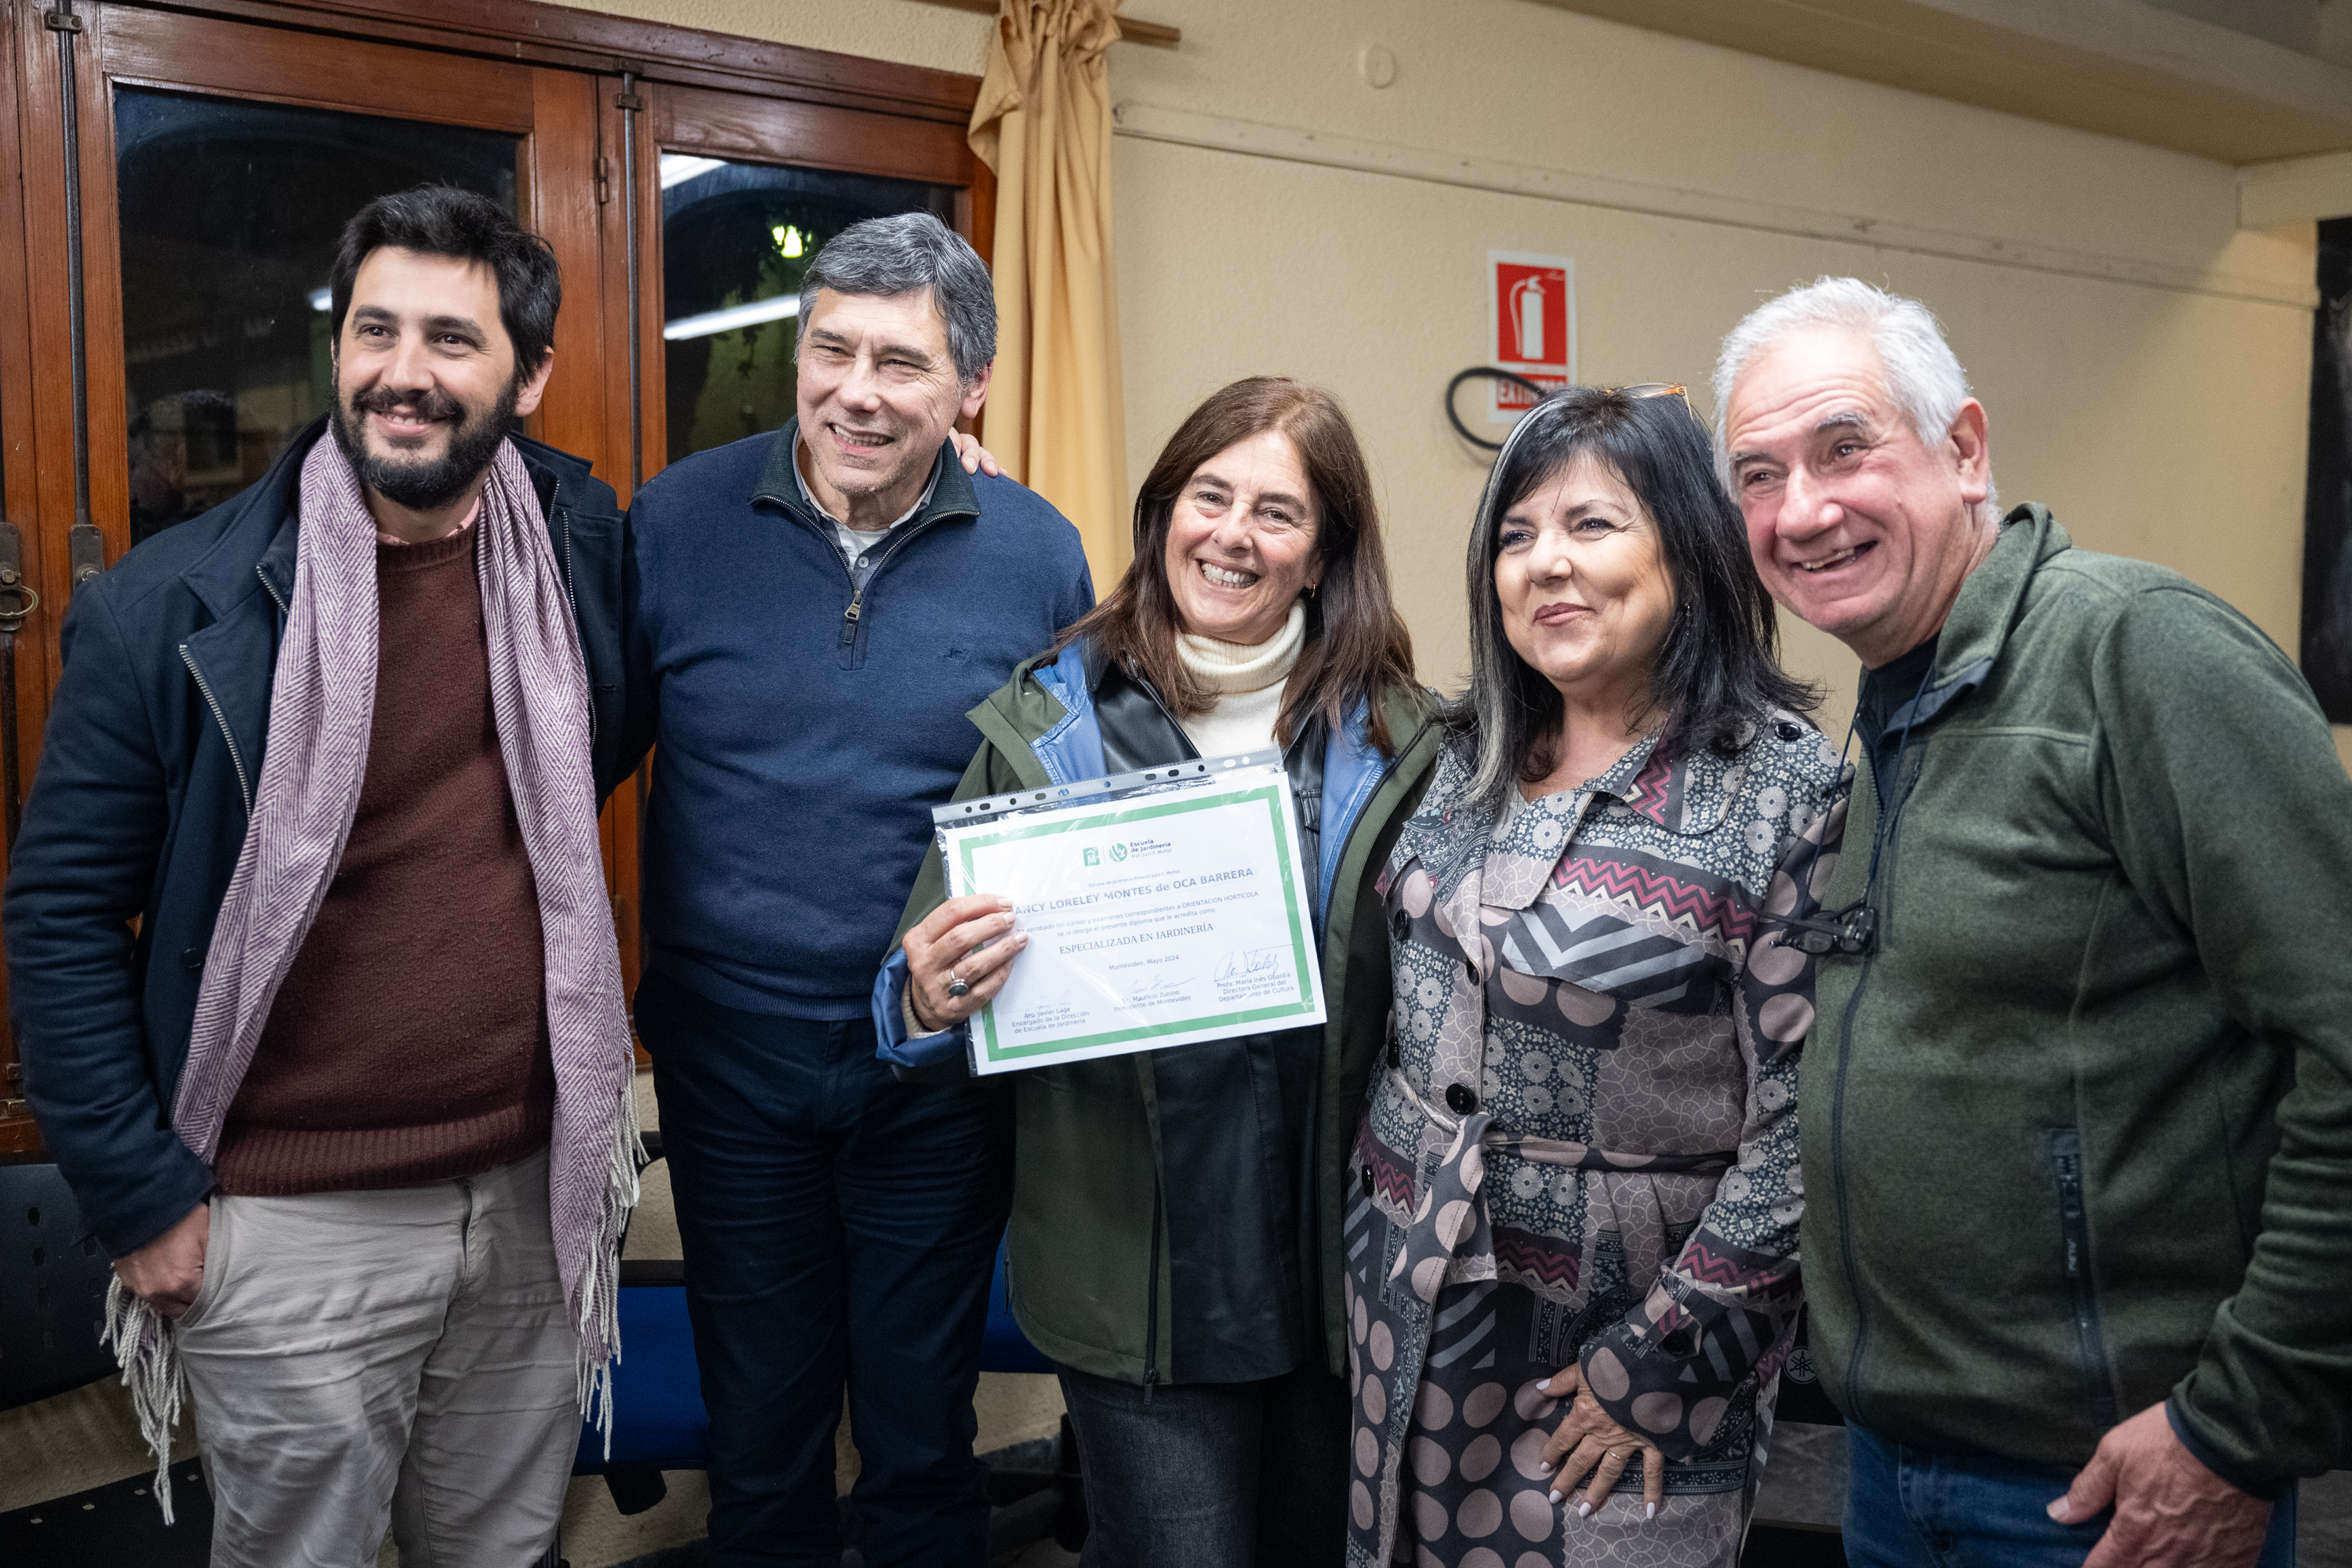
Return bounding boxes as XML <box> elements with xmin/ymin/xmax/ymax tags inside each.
<box><xmin>1346</xmin><ymin>386</ymin><xmax>1848</xmax><ymax>1568</ymax></box>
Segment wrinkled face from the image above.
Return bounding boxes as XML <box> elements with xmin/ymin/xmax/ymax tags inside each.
<box><xmin>1163</xmin><ymin>429</ymin><xmax>1327</xmax><ymax>646</ymax></box>
<box><xmin>1723</xmin><ymin>327</ymin><xmax>1989</xmax><ymax>666</ymax></box>
<box><xmin>1494</xmin><ymin>453</ymin><xmax>1677</xmax><ymax>703</ymax></box>
<box><xmin>795</xmin><ymin>288</ymin><xmax>986</xmax><ymax>500</ymax></box>
<box><xmin>330</xmin><ymin>248</ymin><xmax>546</xmax><ymax>512</ymax></box>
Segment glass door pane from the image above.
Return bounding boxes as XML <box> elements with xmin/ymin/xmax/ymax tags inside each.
<box><xmin>658</xmin><ymin>155</ymin><xmax>956</xmax><ymax>465</ymax></box>
<box><xmin>114</xmin><ymin>88</ymin><xmax>522</xmax><ymax>542</ymax></box>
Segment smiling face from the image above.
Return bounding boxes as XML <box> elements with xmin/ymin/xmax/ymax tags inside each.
<box><xmin>1723</xmin><ymin>325</ymin><xmax>1994</xmax><ymax>667</ymax></box>
<box><xmin>1163</xmin><ymin>429</ymin><xmax>1326</xmax><ymax>645</ymax></box>
<box><xmin>795</xmin><ymin>287</ymin><xmax>989</xmax><ymax>526</ymax></box>
<box><xmin>1494</xmin><ymin>452</ymin><xmax>1677</xmax><ymax>713</ymax></box>
<box><xmin>330</xmin><ymin>247</ymin><xmax>550</xmax><ymax>524</ymax></box>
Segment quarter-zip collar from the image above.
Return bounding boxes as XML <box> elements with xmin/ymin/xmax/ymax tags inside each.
<box><xmin>788</xmin><ymin>431</ymin><xmax>940</xmax><ymax>554</ymax></box>
<box><xmin>754</xmin><ymin>418</ymin><xmax>979</xmax><ymax>664</ymax></box>
<box><xmin>753</xmin><ymin>416</ymin><xmax>977</xmax><ymax>537</ymax></box>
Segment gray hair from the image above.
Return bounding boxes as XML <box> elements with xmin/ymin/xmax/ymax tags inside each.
<box><xmin>1711</xmin><ymin>276</ymin><xmax>1997</xmax><ymax>517</ymax></box>
<box><xmin>797</xmin><ymin>211</ymin><xmax>996</xmax><ymax>383</ymax></box>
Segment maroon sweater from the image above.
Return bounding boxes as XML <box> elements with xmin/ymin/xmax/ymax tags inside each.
<box><xmin>212</xmin><ymin>527</ymin><xmax>554</xmax><ymax>1195</ymax></box>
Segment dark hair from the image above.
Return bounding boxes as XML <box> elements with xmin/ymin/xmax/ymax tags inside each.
<box><xmin>1453</xmin><ymin>385</ymin><xmax>1815</xmax><ymax>814</ymax></box>
<box><xmin>328</xmin><ymin>185</ymin><xmax>559</xmax><ymax>384</ymax></box>
<box><xmin>797</xmin><ymin>211</ymin><xmax>996</xmax><ymax>383</ymax></box>
<box><xmin>1057</xmin><ymin>377</ymin><xmax>1418</xmax><ymax>754</ymax></box>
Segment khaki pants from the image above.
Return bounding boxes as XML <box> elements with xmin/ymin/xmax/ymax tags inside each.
<box><xmin>175</xmin><ymin>1148</ymin><xmax>579</xmax><ymax>1567</ymax></box>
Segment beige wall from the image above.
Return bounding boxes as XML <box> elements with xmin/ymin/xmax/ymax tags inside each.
<box><xmin>566</xmin><ymin>0</ymin><xmax>2324</xmax><ymax>737</ymax></box>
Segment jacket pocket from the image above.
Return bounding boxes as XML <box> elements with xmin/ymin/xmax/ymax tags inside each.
<box><xmin>2047</xmin><ymin>1128</ymin><xmax>2119</xmax><ymax>1429</ymax></box>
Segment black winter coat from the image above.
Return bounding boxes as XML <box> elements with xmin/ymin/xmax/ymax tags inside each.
<box><xmin>2</xmin><ymin>417</ymin><xmax>629</xmax><ymax>1256</ymax></box>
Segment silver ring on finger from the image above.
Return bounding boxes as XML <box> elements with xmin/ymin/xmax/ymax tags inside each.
<box><xmin>947</xmin><ymin>970</ymin><xmax>971</xmax><ymax>999</ymax></box>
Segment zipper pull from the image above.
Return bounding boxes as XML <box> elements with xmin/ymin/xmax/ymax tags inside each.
<box><xmin>840</xmin><ymin>599</ymin><xmax>862</xmax><ymax>645</ymax></box>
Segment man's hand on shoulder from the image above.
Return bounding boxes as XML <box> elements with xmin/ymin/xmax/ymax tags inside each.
<box><xmin>949</xmin><ymin>430</ymin><xmax>1001</xmax><ymax>478</ymax></box>
<box><xmin>2052</xmin><ymin>1401</ymin><xmax>2273</xmax><ymax>1568</ymax></box>
<box><xmin>114</xmin><ymin>1200</ymin><xmax>209</xmax><ymax>1319</ymax></box>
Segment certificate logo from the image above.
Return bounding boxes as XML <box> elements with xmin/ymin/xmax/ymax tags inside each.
<box><xmin>1110</xmin><ymin>843</ymin><xmax>1128</xmax><ymax>862</ymax></box>
<box><xmin>1083</xmin><ymin>848</ymin><xmax>1100</xmax><ymax>866</ymax></box>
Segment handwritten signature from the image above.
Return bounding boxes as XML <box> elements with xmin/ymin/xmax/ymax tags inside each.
<box><xmin>1127</xmin><ymin>969</ymin><xmax>1194</xmax><ymax>1004</ymax></box>
<box><xmin>1214</xmin><ymin>946</ymin><xmax>1284</xmax><ymax>982</ymax></box>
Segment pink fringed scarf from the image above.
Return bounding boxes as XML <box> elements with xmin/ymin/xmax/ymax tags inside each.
<box><xmin>103</xmin><ymin>434</ymin><xmax>638</xmax><ymax>1519</ymax></box>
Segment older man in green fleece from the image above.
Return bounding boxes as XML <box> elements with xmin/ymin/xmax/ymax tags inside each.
<box><xmin>1713</xmin><ymin>275</ymin><xmax>2346</xmax><ymax>1568</ymax></box>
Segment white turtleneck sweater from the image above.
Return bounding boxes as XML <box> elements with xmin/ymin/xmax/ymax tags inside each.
<box><xmin>1175</xmin><ymin>601</ymin><xmax>1306</xmax><ymax>760</ymax></box>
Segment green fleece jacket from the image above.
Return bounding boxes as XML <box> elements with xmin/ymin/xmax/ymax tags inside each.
<box><xmin>893</xmin><ymin>659</ymin><xmax>1441</xmax><ymax>1384</ymax></box>
<box><xmin>1805</xmin><ymin>504</ymin><xmax>2352</xmax><ymax>1491</ymax></box>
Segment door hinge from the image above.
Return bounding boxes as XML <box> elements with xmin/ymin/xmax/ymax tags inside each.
<box><xmin>595</xmin><ymin>155</ymin><xmax>613</xmax><ymax>206</ymax></box>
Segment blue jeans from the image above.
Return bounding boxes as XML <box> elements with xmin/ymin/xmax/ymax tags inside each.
<box><xmin>636</xmin><ymin>969</ymin><xmax>1014</xmax><ymax>1567</ymax></box>
<box><xmin>1845</xmin><ymin>1422</ymin><xmax>2298</xmax><ymax>1568</ymax></box>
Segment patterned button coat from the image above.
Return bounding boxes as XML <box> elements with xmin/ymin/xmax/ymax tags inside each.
<box><xmin>1344</xmin><ymin>712</ymin><xmax>1847</xmax><ymax>1567</ymax></box>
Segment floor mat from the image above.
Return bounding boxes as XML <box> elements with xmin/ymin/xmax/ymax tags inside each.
<box><xmin>0</xmin><ymin>1461</ymin><xmax>212</xmax><ymax>1566</ymax></box>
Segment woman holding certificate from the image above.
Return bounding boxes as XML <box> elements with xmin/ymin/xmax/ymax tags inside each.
<box><xmin>875</xmin><ymin>377</ymin><xmax>1442</xmax><ymax>1566</ymax></box>
<box><xmin>1347</xmin><ymin>386</ymin><xmax>1846</xmax><ymax>1568</ymax></box>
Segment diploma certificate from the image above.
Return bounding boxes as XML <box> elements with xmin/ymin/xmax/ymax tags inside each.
<box><xmin>938</xmin><ymin>767</ymin><xmax>1327</xmax><ymax>1075</ymax></box>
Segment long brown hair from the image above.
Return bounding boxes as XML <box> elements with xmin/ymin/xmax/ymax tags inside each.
<box><xmin>1057</xmin><ymin>377</ymin><xmax>1417</xmax><ymax>754</ymax></box>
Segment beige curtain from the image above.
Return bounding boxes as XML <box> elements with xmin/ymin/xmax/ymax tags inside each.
<box><xmin>970</xmin><ymin>0</ymin><xmax>1131</xmax><ymax>586</ymax></box>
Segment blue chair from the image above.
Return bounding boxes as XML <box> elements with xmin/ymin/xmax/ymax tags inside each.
<box><xmin>572</xmin><ymin>1131</ymin><xmax>709</xmax><ymax>1515</ymax></box>
<box><xmin>982</xmin><ymin>1237</ymin><xmax>1053</xmax><ymax>1377</ymax></box>
<box><xmin>974</xmin><ymin>1239</ymin><xmax>1086</xmax><ymax>1553</ymax></box>
<box><xmin>574</xmin><ymin>1130</ymin><xmax>1084</xmax><ymax>1552</ymax></box>
<box><xmin>0</xmin><ymin>1163</ymin><xmax>119</xmax><ymax>1412</ymax></box>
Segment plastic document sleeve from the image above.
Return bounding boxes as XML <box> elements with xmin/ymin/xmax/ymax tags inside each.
<box><xmin>933</xmin><ymin>750</ymin><xmax>1328</xmax><ymax>1076</ymax></box>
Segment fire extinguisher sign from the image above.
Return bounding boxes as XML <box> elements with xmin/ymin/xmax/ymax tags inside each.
<box><xmin>1488</xmin><ymin>250</ymin><xmax>1575</xmax><ymax>425</ymax></box>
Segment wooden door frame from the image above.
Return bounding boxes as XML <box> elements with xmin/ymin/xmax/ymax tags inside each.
<box><xmin>9</xmin><ymin>0</ymin><xmax>987</xmax><ymax>637</ymax></box>
<box><xmin>0</xmin><ymin>3</ymin><xmax>43</xmax><ymax>1153</ymax></box>
<box><xmin>5</xmin><ymin>0</ymin><xmax>985</xmax><ymax>673</ymax></box>
<box><xmin>73</xmin><ymin>0</ymin><xmax>984</xmax><ymax>123</ymax></box>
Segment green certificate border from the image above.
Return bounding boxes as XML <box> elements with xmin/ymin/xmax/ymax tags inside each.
<box><xmin>953</xmin><ymin>782</ymin><xmax>1318</xmax><ymax>1065</ymax></box>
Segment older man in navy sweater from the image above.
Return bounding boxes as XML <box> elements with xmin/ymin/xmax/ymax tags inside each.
<box><xmin>619</xmin><ymin>212</ymin><xmax>1091</xmax><ymax>1565</ymax></box>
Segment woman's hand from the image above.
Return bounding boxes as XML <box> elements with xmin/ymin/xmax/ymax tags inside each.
<box><xmin>1536</xmin><ymin>1362</ymin><xmax>1666</xmax><ymax>1521</ymax></box>
<box><xmin>949</xmin><ymin>430</ymin><xmax>1002</xmax><ymax>477</ymax></box>
<box><xmin>903</xmin><ymin>893</ymin><xmax>1027</xmax><ymax>1033</ymax></box>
